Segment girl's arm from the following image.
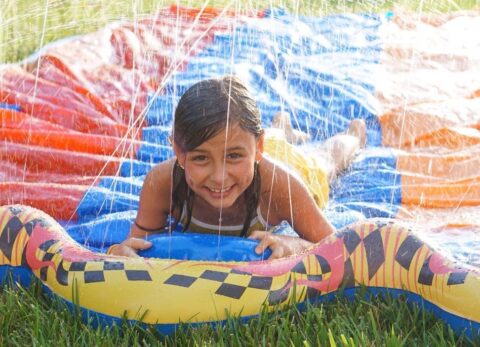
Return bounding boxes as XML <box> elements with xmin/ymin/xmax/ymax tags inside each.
<box><xmin>108</xmin><ymin>159</ymin><xmax>175</xmax><ymax>256</ymax></box>
<box><xmin>250</xmin><ymin>158</ymin><xmax>335</xmax><ymax>259</ymax></box>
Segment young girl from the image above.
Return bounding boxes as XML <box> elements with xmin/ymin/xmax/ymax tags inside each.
<box><xmin>109</xmin><ymin>76</ymin><xmax>365</xmax><ymax>259</ymax></box>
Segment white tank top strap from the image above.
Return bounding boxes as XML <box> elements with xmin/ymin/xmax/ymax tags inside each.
<box><xmin>255</xmin><ymin>205</ymin><xmax>271</xmax><ymax>231</ymax></box>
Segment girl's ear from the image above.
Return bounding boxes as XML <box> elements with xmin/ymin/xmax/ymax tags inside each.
<box><xmin>172</xmin><ymin>141</ymin><xmax>186</xmax><ymax>168</ymax></box>
<box><xmin>255</xmin><ymin>133</ymin><xmax>265</xmax><ymax>162</ymax></box>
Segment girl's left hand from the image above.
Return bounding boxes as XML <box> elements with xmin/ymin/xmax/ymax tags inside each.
<box><xmin>249</xmin><ymin>231</ymin><xmax>313</xmax><ymax>260</ymax></box>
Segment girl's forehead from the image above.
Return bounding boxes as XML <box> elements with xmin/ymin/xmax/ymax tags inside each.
<box><xmin>193</xmin><ymin>124</ymin><xmax>256</xmax><ymax>149</ymax></box>
<box><xmin>222</xmin><ymin>123</ymin><xmax>258</xmax><ymax>140</ymax></box>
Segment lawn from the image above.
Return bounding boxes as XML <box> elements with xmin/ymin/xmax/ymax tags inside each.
<box><xmin>1</xmin><ymin>0</ymin><xmax>480</xmax><ymax>345</ymax></box>
<box><xmin>1</xmin><ymin>281</ymin><xmax>475</xmax><ymax>346</ymax></box>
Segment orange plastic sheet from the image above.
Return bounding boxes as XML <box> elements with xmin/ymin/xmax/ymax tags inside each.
<box><xmin>376</xmin><ymin>9</ymin><xmax>480</xmax><ymax>225</ymax></box>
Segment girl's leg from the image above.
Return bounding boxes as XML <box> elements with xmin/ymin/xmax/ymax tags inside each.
<box><xmin>321</xmin><ymin>119</ymin><xmax>366</xmax><ymax>182</ymax></box>
<box><xmin>271</xmin><ymin>112</ymin><xmax>366</xmax><ymax>181</ymax></box>
<box><xmin>271</xmin><ymin>112</ymin><xmax>311</xmax><ymax>144</ymax></box>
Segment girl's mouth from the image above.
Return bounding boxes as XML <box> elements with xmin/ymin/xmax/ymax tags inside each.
<box><xmin>207</xmin><ymin>185</ymin><xmax>233</xmax><ymax>194</ymax></box>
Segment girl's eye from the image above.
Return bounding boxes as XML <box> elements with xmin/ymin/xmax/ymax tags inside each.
<box><xmin>227</xmin><ymin>152</ymin><xmax>242</xmax><ymax>159</ymax></box>
<box><xmin>191</xmin><ymin>155</ymin><xmax>207</xmax><ymax>161</ymax></box>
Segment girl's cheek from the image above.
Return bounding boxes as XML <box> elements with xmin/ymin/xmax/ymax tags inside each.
<box><xmin>183</xmin><ymin>172</ymin><xmax>195</xmax><ymax>186</ymax></box>
<box><xmin>241</xmin><ymin>167</ymin><xmax>255</xmax><ymax>184</ymax></box>
<box><xmin>186</xmin><ymin>176</ymin><xmax>196</xmax><ymax>186</ymax></box>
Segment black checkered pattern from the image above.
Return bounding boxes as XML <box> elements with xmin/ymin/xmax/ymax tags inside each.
<box><xmin>164</xmin><ymin>269</ymin><xmax>274</xmax><ymax>300</ymax></box>
<box><xmin>0</xmin><ymin>207</ymin><xmax>154</xmax><ymax>286</ymax></box>
<box><xmin>163</xmin><ymin>252</ymin><xmax>336</xmax><ymax>304</ymax></box>
<box><xmin>55</xmin><ymin>259</ymin><xmax>152</xmax><ymax>285</ymax></box>
<box><xmin>35</xmin><ymin>239</ymin><xmax>153</xmax><ymax>285</ymax></box>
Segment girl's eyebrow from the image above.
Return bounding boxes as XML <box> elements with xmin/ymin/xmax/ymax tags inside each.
<box><xmin>191</xmin><ymin>145</ymin><xmax>247</xmax><ymax>153</ymax></box>
<box><xmin>226</xmin><ymin>146</ymin><xmax>247</xmax><ymax>151</ymax></box>
<box><xmin>190</xmin><ymin>148</ymin><xmax>208</xmax><ymax>153</ymax></box>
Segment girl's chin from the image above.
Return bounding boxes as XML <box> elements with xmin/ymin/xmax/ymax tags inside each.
<box><xmin>205</xmin><ymin>196</ymin><xmax>237</xmax><ymax>209</ymax></box>
<box><xmin>210</xmin><ymin>202</ymin><xmax>235</xmax><ymax>210</ymax></box>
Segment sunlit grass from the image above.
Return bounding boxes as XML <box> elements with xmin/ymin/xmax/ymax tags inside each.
<box><xmin>1</xmin><ymin>281</ymin><xmax>478</xmax><ymax>346</ymax></box>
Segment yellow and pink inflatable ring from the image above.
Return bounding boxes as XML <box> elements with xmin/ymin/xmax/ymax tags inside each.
<box><xmin>1</xmin><ymin>205</ymin><xmax>479</xmax><ymax>336</ymax></box>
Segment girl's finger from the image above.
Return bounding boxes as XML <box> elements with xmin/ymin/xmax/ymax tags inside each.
<box><xmin>108</xmin><ymin>244</ymin><xmax>141</xmax><ymax>257</ymax></box>
<box><xmin>120</xmin><ymin>245</ymin><xmax>141</xmax><ymax>258</ymax></box>
<box><xmin>123</xmin><ymin>237</ymin><xmax>152</xmax><ymax>250</ymax></box>
<box><xmin>248</xmin><ymin>230</ymin><xmax>268</xmax><ymax>240</ymax></box>
<box><xmin>268</xmin><ymin>246</ymin><xmax>285</xmax><ymax>260</ymax></box>
<box><xmin>255</xmin><ymin>235</ymin><xmax>276</xmax><ymax>254</ymax></box>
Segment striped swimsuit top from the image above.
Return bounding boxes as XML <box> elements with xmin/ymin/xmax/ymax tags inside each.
<box><xmin>178</xmin><ymin>204</ymin><xmax>270</xmax><ymax>237</ymax></box>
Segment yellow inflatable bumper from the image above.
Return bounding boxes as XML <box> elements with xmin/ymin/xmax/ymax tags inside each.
<box><xmin>0</xmin><ymin>205</ymin><xmax>479</xmax><ymax>335</ymax></box>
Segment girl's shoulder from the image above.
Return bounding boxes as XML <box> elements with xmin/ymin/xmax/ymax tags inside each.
<box><xmin>142</xmin><ymin>158</ymin><xmax>176</xmax><ymax>195</ymax></box>
<box><xmin>148</xmin><ymin>157</ymin><xmax>176</xmax><ymax>178</ymax></box>
<box><xmin>258</xmin><ymin>156</ymin><xmax>306</xmax><ymax>192</ymax></box>
<box><xmin>134</xmin><ymin>158</ymin><xmax>177</xmax><ymax>233</ymax></box>
<box><xmin>257</xmin><ymin>156</ymin><xmax>311</xmax><ymax>224</ymax></box>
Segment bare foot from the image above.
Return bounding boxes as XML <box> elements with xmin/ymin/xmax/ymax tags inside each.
<box><xmin>271</xmin><ymin>112</ymin><xmax>311</xmax><ymax>145</ymax></box>
<box><xmin>346</xmin><ymin>119</ymin><xmax>367</xmax><ymax>148</ymax></box>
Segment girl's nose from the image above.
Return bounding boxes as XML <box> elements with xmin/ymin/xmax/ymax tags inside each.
<box><xmin>210</xmin><ymin>161</ymin><xmax>227</xmax><ymax>184</ymax></box>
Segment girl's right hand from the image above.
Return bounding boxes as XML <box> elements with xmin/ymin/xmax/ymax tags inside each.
<box><xmin>107</xmin><ymin>238</ymin><xmax>152</xmax><ymax>257</ymax></box>
<box><xmin>249</xmin><ymin>231</ymin><xmax>313</xmax><ymax>260</ymax></box>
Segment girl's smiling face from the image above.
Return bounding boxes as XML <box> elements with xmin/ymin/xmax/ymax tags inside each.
<box><xmin>174</xmin><ymin>123</ymin><xmax>263</xmax><ymax>210</ymax></box>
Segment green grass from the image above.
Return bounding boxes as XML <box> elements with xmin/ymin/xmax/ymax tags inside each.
<box><xmin>1</xmin><ymin>280</ymin><xmax>478</xmax><ymax>346</ymax></box>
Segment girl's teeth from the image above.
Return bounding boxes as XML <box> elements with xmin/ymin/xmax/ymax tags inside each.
<box><xmin>210</xmin><ymin>186</ymin><xmax>231</xmax><ymax>193</ymax></box>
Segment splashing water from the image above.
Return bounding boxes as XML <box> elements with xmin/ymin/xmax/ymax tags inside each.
<box><xmin>1</xmin><ymin>1</ymin><xmax>480</xmax><ymax>268</ymax></box>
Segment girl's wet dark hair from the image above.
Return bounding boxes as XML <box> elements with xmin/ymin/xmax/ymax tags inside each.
<box><xmin>171</xmin><ymin>75</ymin><xmax>263</xmax><ymax>236</ymax></box>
